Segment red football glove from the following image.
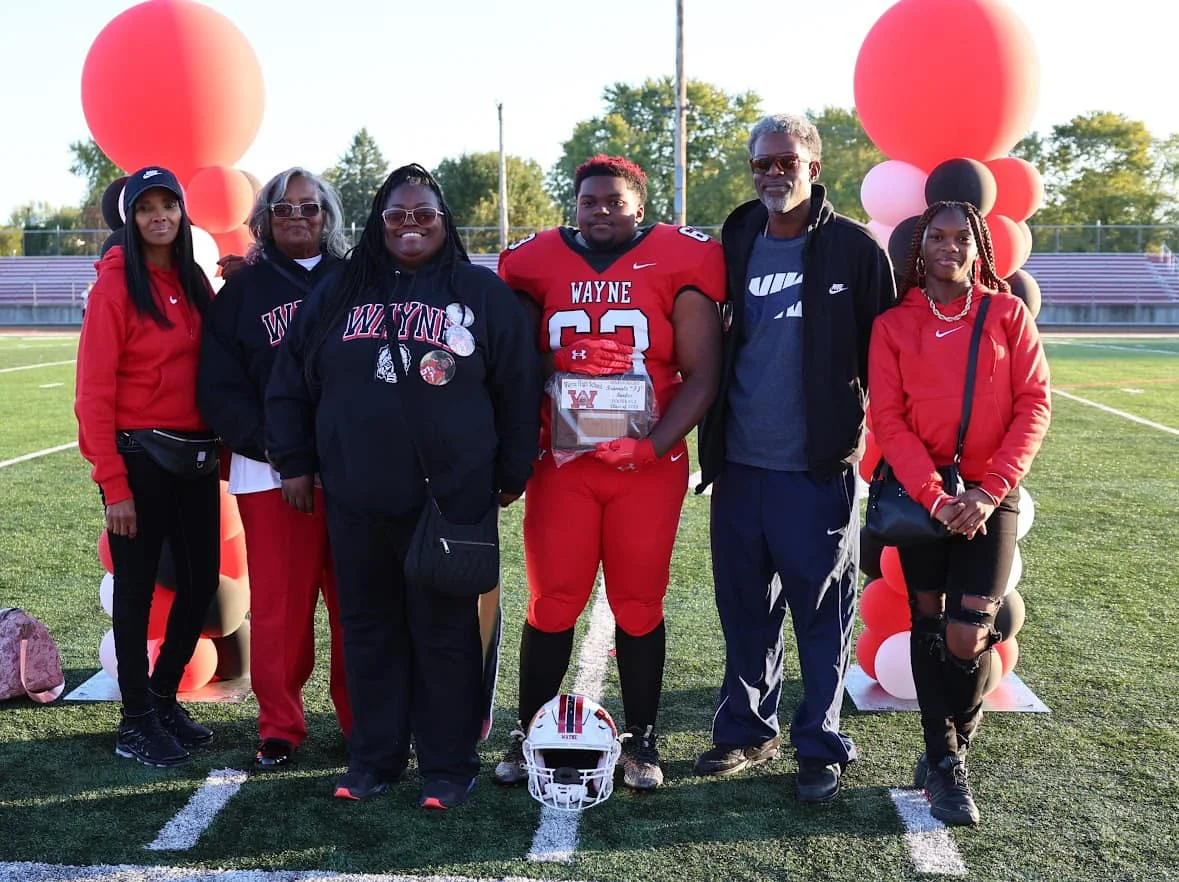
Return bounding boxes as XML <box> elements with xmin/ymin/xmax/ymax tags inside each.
<box><xmin>593</xmin><ymin>438</ymin><xmax>657</xmax><ymax>472</ymax></box>
<box><xmin>553</xmin><ymin>338</ymin><xmax>634</xmax><ymax>376</ymax></box>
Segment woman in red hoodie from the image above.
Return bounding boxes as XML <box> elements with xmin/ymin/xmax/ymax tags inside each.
<box><xmin>868</xmin><ymin>201</ymin><xmax>1050</xmax><ymax>827</ymax></box>
<box><xmin>75</xmin><ymin>166</ymin><xmax>219</xmax><ymax>768</ymax></box>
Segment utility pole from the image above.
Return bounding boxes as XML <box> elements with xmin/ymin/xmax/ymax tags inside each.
<box><xmin>673</xmin><ymin>0</ymin><xmax>687</xmax><ymax>226</ymax></box>
<box><xmin>497</xmin><ymin>103</ymin><xmax>509</xmax><ymax>251</ymax></box>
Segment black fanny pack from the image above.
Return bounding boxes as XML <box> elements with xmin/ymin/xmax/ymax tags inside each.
<box><xmin>118</xmin><ymin>429</ymin><xmax>220</xmax><ymax>479</ymax></box>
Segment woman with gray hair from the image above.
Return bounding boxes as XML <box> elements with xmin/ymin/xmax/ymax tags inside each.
<box><xmin>197</xmin><ymin>167</ymin><xmax>352</xmax><ymax>771</ymax></box>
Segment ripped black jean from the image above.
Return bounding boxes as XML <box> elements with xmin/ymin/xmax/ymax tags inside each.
<box><xmin>898</xmin><ymin>490</ymin><xmax>1020</xmax><ymax>763</ymax></box>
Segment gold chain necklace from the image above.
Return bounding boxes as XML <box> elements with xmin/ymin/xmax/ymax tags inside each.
<box><xmin>925</xmin><ymin>287</ymin><xmax>972</xmax><ymax>323</ymax></box>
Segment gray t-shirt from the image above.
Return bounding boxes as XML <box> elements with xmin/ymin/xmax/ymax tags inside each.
<box><xmin>724</xmin><ymin>231</ymin><xmax>808</xmax><ymax>471</ymax></box>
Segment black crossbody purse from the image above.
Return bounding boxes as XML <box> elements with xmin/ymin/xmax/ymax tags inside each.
<box><xmin>864</xmin><ymin>295</ymin><xmax>991</xmax><ymax>547</ymax></box>
<box><xmin>120</xmin><ymin>429</ymin><xmax>220</xmax><ymax>479</ymax></box>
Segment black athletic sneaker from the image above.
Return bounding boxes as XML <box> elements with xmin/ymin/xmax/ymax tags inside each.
<box><xmin>913</xmin><ymin>752</ymin><xmax>929</xmax><ymax>789</ymax></box>
<box><xmin>925</xmin><ymin>754</ymin><xmax>980</xmax><ymax>826</ymax></box>
<box><xmin>153</xmin><ymin>695</ymin><xmax>213</xmax><ymax>747</ymax></box>
<box><xmin>620</xmin><ymin>726</ymin><xmax>663</xmax><ymax>790</ymax></box>
<box><xmin>492</xmin><ymin>725</ymin><xmax>528</xmax><ymax>785</ymax></box>
<box><xmin>254</xmin><ymin>738</ymin><xmax>295</xmax><ymax>771</ymax></box>
<box><xmin>694</xmin><ymin>736</ymin><xmax>782</xmax><ymax>777</ymax></box>
<box><xmin>796</xmin><ymin>757</ymin><xmax>841</xmax><ymax>803</ymax></box>
<box><xmin>115</xmin><ymin>711</ymin><xmax>191</xmax><ymax>768</ymax></box>
<box><xmin>333</xmin><ymin>768</ymin><xmax>391</xmax><ymax>801</ymax></box>
<box><xmin>419</xmin><ymin>777</ymin><xmax>476</xmax><ymax>810</ymax></box>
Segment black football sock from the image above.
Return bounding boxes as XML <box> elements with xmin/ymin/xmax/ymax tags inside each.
<box><xmin>615</xmin><ymin>619</ymin><xmax>665</xmax><ymax>732</ymax></box>
<box><xmin>518</xmin><ymin>622</ymin><xmax>575</xmax><ymax>727</ymax></box>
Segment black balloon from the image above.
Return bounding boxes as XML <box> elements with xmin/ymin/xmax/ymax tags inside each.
<box><xmin>212</xmin><ymin>620</ymin><xmax>251</xmax><ymax>680</ymax></box>
<box><xmin>859</xmin><ymin>530</ymin><xmax>884</xmax><ymax>581</ymax></box>
<box><xmin>100</xmin><ymin>175</ymin><xmax>129</xmax><ymax>231</ymax></box>
<box><xmin>99</xmin><ymin>229</ymin><xmax>124</xmax><ymax>257</ymax></box>
<box><xmin>1006</xmin><ymin>269</ymin><xmax>1042</xmax><ymax>320</ymax></box>
<box><xmin>995</xmin><ymin>588</ymin><xmax>1026</xmax><ymax>641</ymax></box>
<box><xmin>925</xmin><ymin>158</ymin><xmax>997</xmax><ymax>216</ymax></box>
<box><xmin>887</xmin><ymin>214</ymin><xmax>922</xmax><ymax>282</ymax></box>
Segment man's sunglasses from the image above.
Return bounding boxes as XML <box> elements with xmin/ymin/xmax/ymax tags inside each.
<box><xmin>382</xmin><ymin>207</ymin><xmax>445</xmax><ymax>227</ymax></box>
<box><xmin>749</xmin><ymin>154</ymin><xmax>807</xmax><ymax>174</ymax></box>
<box><xmin>270</xmin><ymin>202</ymin><xmax>322</xmax><ymax>219</ymax></box>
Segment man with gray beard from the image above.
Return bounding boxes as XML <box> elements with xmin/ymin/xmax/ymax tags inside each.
<box><xmin>694</xmin><ymin>113</ymin><xmax>895</xmax><ymax>803</ymax></box>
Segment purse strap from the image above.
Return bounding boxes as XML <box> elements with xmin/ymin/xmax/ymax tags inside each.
<box><xmin>953</xmin><ymin>293</ymin><xmax>992</xmax><ymax>463</ymax></box>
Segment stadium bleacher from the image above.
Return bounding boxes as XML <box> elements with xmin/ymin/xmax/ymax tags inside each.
<box><xmin>0</xmin><ymin>255</ymin><xmax>95</xmax><ymax>307</ymax></box>
<box><xmin>1022</xmin><ymin>253</ymin><xmax>1179</xmax><ymax>304</ymax></box>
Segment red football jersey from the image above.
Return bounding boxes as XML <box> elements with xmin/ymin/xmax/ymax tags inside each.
<box><xmin>498</xmin><ymin>223</ymin><xmax>726</xmax><ymax>444</ymax></box>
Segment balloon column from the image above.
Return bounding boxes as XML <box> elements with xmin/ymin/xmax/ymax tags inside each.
<box><xmin>855</xmin><ymin>489</ymin><xmax>1036</xmax><ymax>700</ymax></box>
<box><xmin>96</xmin><ymin>482</ymin><xmax>251</xmax><ymax>692</ymax></box>
<box><xmin>81</xmin><ymin>0</ymin><xmax>265</xmax><ymax>284</ymax></box>
<box><xmin>854</xmin><ymin>0</ymin><xmax>1044</xmax><ymax>319</ymax></box>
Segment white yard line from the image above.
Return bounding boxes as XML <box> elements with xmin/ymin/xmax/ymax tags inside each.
<box><xmin>0</xmin><ymin>442</ymin><xmax>78</xmax><ymax>470</ymax></box>
<box><xmin>1053</xmin><ymin>389</ymin><xmax>1179</xmax><ymax>436</ymax></box>
<box><xmin>0</xmin><ymin>359</ymin><xmax>76</xmax><ymax>373</ymax></box>
<box><xmin>527</xmin><ymin>575</ymin><xmax>615</xmax><ymax>864</ymax></box>
<box><xmin>0</xmin><ymin>863</ymin><xmax>578</xmax><ymax>882</ymax></box>
<box><xmin>145</xmin><ymin>769</ymin><xmax>248</xmax><ymax>851</ymax></box>
<box><xmin>889</xmin><ymin>789</ymin><xmax>968</xmax><ymax>876</ymax></box>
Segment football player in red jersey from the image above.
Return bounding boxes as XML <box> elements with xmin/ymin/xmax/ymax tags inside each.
<box><xmin>495</xmin><ymin>155</ymin><xmax>725</xmax><ymax>791</ymax></box>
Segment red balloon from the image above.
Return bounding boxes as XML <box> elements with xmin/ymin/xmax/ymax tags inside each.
<box><xmin>859</xmin><ymin>429</ymin><xmax>882</xmax><ymax>483</ymax></box>
<box><xmin>986</xmin><ymin>214</ymin><xmax>1025</xmax><ymax>278</ymax></box>
<box><xmin>995</xmin><ymin>637</ymin><xmax>1020</xmax><ymax>677</ymax></box>
<box><xmin>856</xmin><ymin>628</ymin><xmax>888</xmax><ymax>681</ymax></box>
<box><xmin>97</xmin><ymin>530</ymin><xmax>113</xmax><ymax>574</ymax></box>
<box><xmin>186</xmin><ymin>166</ymin><xmax>256</xmax><ymax>234</ymax></box>
<box><xmin>860</xmin><ymin>578</ymin><xmax>911</xmax><ymax>636</ymax></box>
<box><xmin>146</xmin><ymin>584</ymin><xmax>176</xmax><ymax>640</ymax></box>
<box><xmin>854</xmin><ymin>0</ymin><xmax>1040</xmax><ymax>170</ymax></box>
<box><xmin>985</xmin><ymin>157</ymin><xmax>1045</xmax><ymax>222</ymax></box>
<box><xmin>212</xmin><ymin>224</ymin><xmax>254</xmax><ymax>260</ymax></box>
<box><xmin>879</xmin><ymin>545</ymin><xmax>908</xmax><ymax>595</ymax></box>
<box><xmin>221</xmin><ymin>530</ymin><xmax>248</xmax><ymax>580</ymax></box>
<box><xmin>81</xmin><ymin>1</ymin><xmax>265</xmax><ymax>183</ymax></box>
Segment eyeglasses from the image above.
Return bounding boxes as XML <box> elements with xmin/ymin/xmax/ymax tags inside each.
<box><xmin>749</xmin><ymin>154</ymin><xmax>806</xmax><ymax>174</ymax></box>
<box><xmin>382</xmin><ymin>207</ymin><xmax>445</xmax><ymax>227</ymax></box>
<box><xmin>271</xmin><ymin>202</ymin><xmax>322</xmax><ymax>219</ymax></box>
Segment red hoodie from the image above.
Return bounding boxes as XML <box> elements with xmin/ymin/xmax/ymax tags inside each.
<box><xmin>868</xmin><ymin>285</ymin><xmax>1050</xmax><ymax>511</ymax></box>
<box><xmin>75</xmin><ymin>246</ymin><xmax>208</xmax><ymax>505</ymax></box>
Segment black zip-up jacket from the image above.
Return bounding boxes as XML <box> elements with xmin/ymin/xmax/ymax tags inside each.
<box><xmin>197</xmin><ymin>247</ymin><xmax>341</xmax><ymax>463</ymax></box>
<box><xmin>697</xmin><ymin>185</ymin><xmax>896</xmax><ymax>489</ymax></box>
<box><xmin>265</xmin><ymin>257</ymin><xmax>540</xmax><ymax>517</ymax></box>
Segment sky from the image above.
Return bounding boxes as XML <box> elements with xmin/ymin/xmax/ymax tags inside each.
<box><xmin>3</xmin><ymin>0</ymin><xmax>1178</xmax><ymax>223</ymax></box>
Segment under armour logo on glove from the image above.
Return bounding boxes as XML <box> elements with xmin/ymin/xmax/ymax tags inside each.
<box><xmin>572</xmin><ymin>349</ymin><xmax>588</xmax><ymax>360</ymax></box>
<box><xmin>553</xmin><ymin>338</ymin><xmax>633</xmax><ymax>376</ymax></box>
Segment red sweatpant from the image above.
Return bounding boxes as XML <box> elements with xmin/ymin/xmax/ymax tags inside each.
<box><xmin>523</xmin><ymin>439</ymin><xmax>689</xmax><ymax>636</ymax></box>
<box><xmin>236</xmin><ymin>488</ymin><xmax>351</xmax><ymax>745</ymax></box>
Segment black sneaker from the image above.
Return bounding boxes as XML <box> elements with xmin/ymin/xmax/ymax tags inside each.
<box><xmin>492</xmin><ymin>725</ymin><xmax>527</xmax><ymax>785</ymax></box>
<box><xmin>419</xmin><ymin>777</ymin><xmax>476</xmax><ymax>810</ymax></box>
<box><xmin>333</xmin><ymin>768</ymin><xmax>391</xmax><ymax>801</ymax></box>
<box><xmin>695</xmin><ymin>736</ymin><xmax>781</xmax><ymax>777</ymax></box>
<box><xmin>153</xmin><ymin>695</ymin><xmax>213</xmax><ymax>747</ymax></box>
<box><xmin>115</xmin><ymin>711</ymin><xmax>191</xmax><ymax>768</ymax></box>
<box><xmin>925</xmin><ymin>755</ymin><xmax>980</xmax><ymax>826</ymax></box>
<box><xmin>913</xmin><ymin>752</ymin><xmax>929</xmax><ymax>789</ymax></box>
<box><xmin>796</xmin><ymin>757</ymin><xmax>841</xmax><ymax>803</ymax></box>
<box><xmin>254</xmin><ymin>738</ymin><xmax>295</xmax><ymax>771</ymax></box>
<box><xmin>620</xmin><ymin>726</ymin><xmax>663</xmax><ymax>791</ymax></box>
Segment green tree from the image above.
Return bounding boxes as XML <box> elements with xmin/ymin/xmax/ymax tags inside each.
<box><xmin>552</xmin><ymin>78</ymin><xmax>762</xmax><ymax>227</ymax></box>
<box><xmin>806</xmin><ymin>106</ymin><xmax>885</xmax><ymax>223</ymax></box>
<box><xmin>69</xmin><ymin>138</ymin><xmax>125</xmax><ymax>227</ymax></box>
<box><xmin>433</xmin><ymin>152</ymin><xmax>563</xmax><ymax>252</ymax></box>
<box><xmin>9</xmin><ymin>202</ymin><xmax>90</xmax><ymax>256</ymax></box>
<box><xmin>323</xmin><ymin>128</ymin><xmax>389</xmax><ymax>229</ymax></box>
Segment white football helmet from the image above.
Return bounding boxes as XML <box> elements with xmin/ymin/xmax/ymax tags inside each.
<box><xmin>523</xmin><ymin>693</ymin><xmax>622</xmax><ymax>811</ymax></box>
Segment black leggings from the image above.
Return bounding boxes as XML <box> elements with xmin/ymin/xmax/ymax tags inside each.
<box><xmin>106</xmin><ymin>446</ymin><xmax>220</xmax><ymax>714</ymax></box>
<box><xmin>898</xmin><ymin>490</ymin><xmax>1020</xmax><ymax>762</ymax></box>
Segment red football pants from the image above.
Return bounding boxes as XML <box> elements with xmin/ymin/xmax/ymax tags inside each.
<box><xmin>523</xmin><ymin>440</ymin><xmax>689</xmax><ymax>636</ymax></box>
<box><xmin>236</xmin><ymin>488</ymin><xmax>351</xmax><ymax>745</ymax></box>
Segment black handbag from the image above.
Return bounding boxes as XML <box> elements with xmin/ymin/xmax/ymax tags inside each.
<box><xmin>864</xmin><ymin>296</ymin><xmax>990</xmax><ymax>547</ymax></box>
<box><xmin>121</xmin><ymin>429</ymin><xmax>220</xmax><ymax>479</ymax></box>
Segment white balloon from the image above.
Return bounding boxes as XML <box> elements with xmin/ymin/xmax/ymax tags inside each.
<box><xmin>867</xmin><ymin>219</ymin><xmax>894</xmax><ymax>249</ymax></box>
<box><xmin>99</xmin><ymin>628</ymin><xmax>119</xmax><ymax>681</ymax></box>
<box><xmin>1016</xmin><ymin>486</ymin><xmax>1036</xmax><ymax>540</ymax></box>
<box><xmin>874</xmin><ymin>630</ymin><xmax>917</xmax><ymax>700</ymax></box>
<box><xmin>99</xmin><ymin>572</ymin><xmax>114</xmax><ymax>617</ymax></box>
<box><xmin>1004</xmin><ymin>544</ymin><xmax>1024</xmax><ymax>595</ymax></box>
<box><xmin>861</xmin><ymin>160</ymin><xmax>929</xmax><ymax>228</ymax></box>
<box><xmin>191</xmin><ymin>226</ymin><xmax>224</xmax><ymax>292</ymax></box>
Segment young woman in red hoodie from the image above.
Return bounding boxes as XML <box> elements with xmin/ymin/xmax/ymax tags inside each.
<box><xmin>868</xmin><ymin>201</ymin><xmax>1050</xmax><ymax>827</ymax></box>
<box><xmin>75</xmin><ymin>166</ymin><xmax>219</xmax><ymax>768</ymax></box>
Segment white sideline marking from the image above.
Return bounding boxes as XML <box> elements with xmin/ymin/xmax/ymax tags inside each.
<box><xmin>0</xmin><ymin>358</ymin><xmax>76</xmax><ymax>373</ymax></box>
<box><xmin>0</xmin><ymin>442</ymin><xmax>78</xmax><ymax>470</ymax></box>
<box><xmin>146</xmin><ymin>769</ymin><xmax>248</xmax><ymax>851</ymax></box>
<box><xmin>39</xmin><ymin>382</ymin><xmax>64</xmax><ymax>388</ymax></box>
<box><xmin>0</xmin><ymin>863</ymin><xmax>578</xmax><ymax>882</ymax></box>
<box><xmin>889</xmin><ymin>789</ymin><xmax>968</xmax><ymax>876</ymax></box>
<box><xmin>1053</xmin><ymin>389</ymin><xmax>1179</xmax><ymax>436</ymax></box>
<box><xmin>527</xmin><ymin>576</ymin><xmax>615</xmax><ymax>864</ymax></box>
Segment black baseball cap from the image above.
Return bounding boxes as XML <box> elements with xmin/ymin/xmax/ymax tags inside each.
<box><xmin>121</xmin><ymin>166</ymin><xmax>184</xmax><ymax>219</ymax></box>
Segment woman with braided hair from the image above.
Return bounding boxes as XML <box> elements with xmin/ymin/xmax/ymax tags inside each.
<box><xmin>868</xmin><ymin>201</ymin><xmax>1050</xmax><ymax>826</ymax></box>
<box><xmin>265</xmin><ymin>163</ymin><xmax>539</xmax><ymax>809</ymax></box>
